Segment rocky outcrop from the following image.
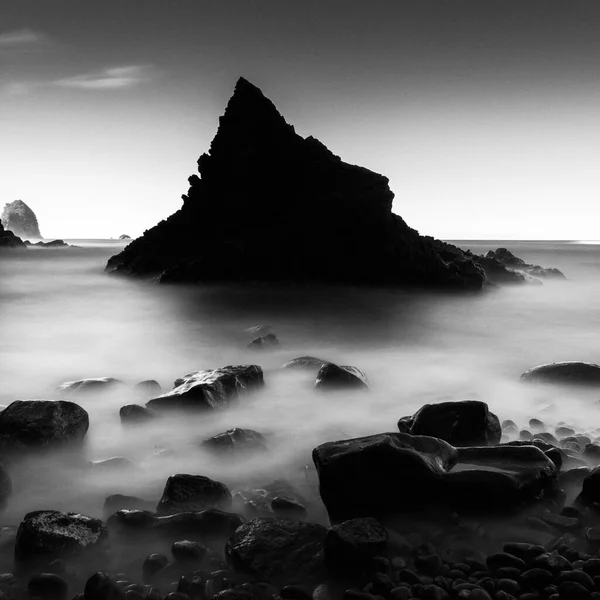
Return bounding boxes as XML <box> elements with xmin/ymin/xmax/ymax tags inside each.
<box><xmin>485</xmin><ymin>248</ymin><xmax>566</xmax><ymax>280</ymax></box>
<box><xmin>1</xmin><ymin>200</ymin><xmax>41</xmax><ymax>239</ymax></box>
<box><xmin>156</xmin><ymin>474</ymin><xmax>232</xmax><ymax>515</ymax></box>
<box><xmin>313</xmin><ymin>432</ymin><xmax>556</xmax><ymax>523</ymax></box>
<box><xmin>521</xmin><ymin>362</ymin><xmax>600</xmax><ymax>386</ymax></box>
<box><xmin>25</xmin><ymin>239</ymin><xmax>69</xmax><ymax>248</ymax></box>
<box><xmin>106</xmin><ymin>78</ymin><xmax>513</xmax><ymax>291</ymax></box>
<box><xmin>0</xmin><ymin>222</ymin><xmax>26</xmax><ymax>248</ymax></box>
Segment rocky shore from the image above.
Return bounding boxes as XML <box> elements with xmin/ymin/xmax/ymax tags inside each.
<box><xmin>2</xmin><ymin>354</ymin><xmax>600</xmax><ymax>600</ymax></box>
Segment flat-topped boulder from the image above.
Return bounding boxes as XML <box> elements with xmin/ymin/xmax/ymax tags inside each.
<box><xmin>1</xmin><ymin>200</ymin><xmax>42</xmax><ymax>239</ymax></box>
<box><xmin>147</xmin><ymin>365</ymin><xmax>263</xmax><ymax>411</ymax></box>
<box><xmin>521</xmin><ymin>362</ymin><xmax>600</xmax><ymax>386</ymax></box>
<box><xmin>105</xmin><ymin>78</ymin><xmax>517</xmax><ymax>291</ymax></box>
<box><xmin>313</xmin><ymin>432</ymin><xmax>557</xmax><ymax>523</ymax></box>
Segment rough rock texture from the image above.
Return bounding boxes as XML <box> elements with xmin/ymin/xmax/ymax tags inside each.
<box><xmin>521</xmin><ymin>362</ymin><xmax>600</xmax><ymax>386</ymax></box>
<box><xmin>486</xmin><ymin>248</ymin><xmax>566</xmax><ymax>279</ymax></box>
<box><xmin>314</xmin><ymin>363</ymin><xmax>369</xmax><ymax>391</ymax></box>
<box><xmin>400</xmin><ymin>400</ymin><xmax>502</xmax><ymax>447</ymax></box>
<box><xmin>0</xmin><ymin>222</ymin><xmax>26</xmax><ymax>248</ymax></box>
<box><xmin>0</xmin><ymin>400</ymin><xmax>89</xmax><ymax>450</ymax></box>
<box><xmin>225</xmin><ymin>518</ymin><xmax>327</xmax><ymax>585</ymax></box>
<box><xmin>202</xmin><ymin>428</ymin><xmax>267</xmax><ymax>453</ymax></box>
<box><xmin>313</xmin><ymin>432</ymin><xmax>557</xmax><ymax>523</ymax></box>
<box><xmin>1</xmin><ymin>200</ymin><xmax>42</xmax><ymax>239</ymax></box>
<box><xmin>15</xmin><ymin>511</ymin><xmax>107</xmax><ymax>567</ymax></box>
<box><xmin>156</xmin><ymin>474</ymin><xmax>232</xmax><ymax>515</ymax></box>
<box><xmin>147</xmin><ymin>365</ymin><xmax>263</xmax><ymax>411</ymax></box>
<box><xmin>105</xmin><ymin>78</ymin><xmax>501</xmax><ymax>291</ymax></box>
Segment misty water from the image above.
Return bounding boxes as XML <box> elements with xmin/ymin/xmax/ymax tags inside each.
<box><xmin>2</xmin><ymin>240</ymin><xmax>600</xmax><ymax>530</ymax></box>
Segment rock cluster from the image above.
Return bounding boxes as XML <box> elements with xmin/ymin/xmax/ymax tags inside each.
<box><xmin>1</xmin><ymin>199</ymin><xmax>42</xmax><ymax>239</ymax></box>
<box><xmin>485</xmin><ymin>248</ymin><xmax>566</xmax><ymax>280</ymax></box>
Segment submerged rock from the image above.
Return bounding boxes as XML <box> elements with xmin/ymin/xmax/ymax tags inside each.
<box><xmin>0</xmin><ymin>400</ymin><xmax>89</xmax><ymax>451</ymax></box>
<box><xmin>248</xmin><ymin>333</ymin><xmax>279</xmax><ymax>349</ymax></box>
<box><xmin>282</xmin><ymin>356</ymin><xmax>329</xmax><ymax>370</ymax></box>
<box><xmin>521</xmin><ymin>362</ymin><xmax>600</xmax><ymax>386</ymax></box>
<box><xmin>313</xmin><ymin>432</ymin><xmax>556</xmax><ymax>523</ymax></box>
<box><xmin>119</xmin><ymin>404</ymin><xmax>157</xmax><ymax>425</ymax></box>
<box><xmin>147</xmin><ymin>365</ymin><xmax>263</xmax><ymax>411</ymax></box>
<box><xmin>156</xmin><ymin>474</ymin><xmax>232</xmax><ymax>515</ymax></box>
<box><xmin>0</xmin><ymin>222</ymin><xmax>26</xmax><ymax>248</ymax></box>
<box><xmin>103</xmin><ymin>494</ymin><xmax>155</xmax><ymax>516</ymax></box>
<box><xmin>134</xmin><ymin>379</ymin><xmax>162</xmax><ymax>395</ymax></box>
<box><xmin>106</xmin><ymin>77</ymin><xmax>492</xmax><ymax>290</ymax></box>
<box><xmin>202</xmin><ymin>428</ymin><xmax>267</xmax><ymax>453</ymax></box>
<box><xmin>56</xmin><ymin>377</ymin><xmax>124</xmax><ymax>394</ymax></box>
<box><xmin>225</xmin><ymin>518</ymin><xmax>327</xmax><ymax>585</ymax></box>
<box><xmin>314</xmin><ymin>363</ymin><xmax>368</xmax><ymax>390</ymax></box>
<box><xmin>1</xmin><ymin>200</ymin><xmax>41</xmax><ymax>239</ymax></box>
<box><xmin>401</xmin><ymin>400</ymin><xmax>502</xmax><ymax>447</ymax></box>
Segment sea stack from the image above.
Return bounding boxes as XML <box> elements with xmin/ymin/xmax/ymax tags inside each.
<box><xmin>1</xmin><ymin>200</ymin><xmax>42</xmax><ymax>240</ymax></box>
<box><xmin>107</xmin><ymin>78</ymin><xmax>489</xmax><ymax>289</ymax></box>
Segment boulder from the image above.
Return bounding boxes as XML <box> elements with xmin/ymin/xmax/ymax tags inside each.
<box><xmin>105</xmin><ymin>78</ymin><xmax>494</xmax><ymax>291</ymax></box>
<box><xmin>313</xmin><ymin>432</ymin><xmax>557</xmax><ymax>523</ymax></box>
<box><xmin>0</xmin><ymin>222</ymin><xmax>26</xmax><ymax>248</ymax></box>
<box><xmin>0</xmin><ymin>400</ymin><xmax>89</xmax><ymax>451</ymax></box>
<box><xmin>270</xmin><ymin>497</ymin><xmax>307</xmax><ymax>520</ymax></box>
<box><xmin>202</xmin><ymin>428</ymin><xmax>267</xmax><ymax>453</ymax></box>
<box><xmin>1</xmin><ymin>200</ymin><xmax>42</xmax><ymax>239</ymax></box>
<box><xmin>225</xmin><ymin>518</ymin><xmax>327</xmax><ymax>584</ymax></box>
<box><xmin>103</xmin><ymin>494</ymin><xmax>155</xmax><ymax>516</ymax></box>
<box><xmin>401</xmin><ymin>400</ymin><xmax>502</xmax><ymax>447</ymax></box>
<box><xmin>521</xmin><ymin>362</ymin><xmax>600</xmax><ymax>386</ymax></box>
<box><xmin>119</xmin><ymin>404</ymin><xmax>157</xmax><ymax>425</ymax></box>
<box><xmin>15</xmin><ymin>511</ymin><xmax>107</xmax><ymax>567</ymax></box>
<box><xmin>57</xmin><ymin>377</ymin><xmax>124</xmax><ymax>394</ymax></box>
<box><xmin>27</xmin><ymin>573</ymin><xmax>68</xmax><ymax>600</ymax></box>
<box><xmin>134</xmin><ymin>380</ymin><xmax>162</xmax><ymax>395</ymax></box>
<box><xmin>156</xmin><ymin>474</ymin><xmax>232</xmax><ymax>515</ymax></box>
<box><xmin>282</xmin><ymin>356</ymin><xmax>329</xmax><ymax>370</ymax></box>
<box><xmin>314</xmin><ymin>363</ymin><xmax>368</xmax><ymax>391</ymax></box>
<box><xmin>0</xmin><ymin>464</ymin><xmax>11</xmax><ymax>509</ymax></box>
<box><xmin>248</xmin><ymin>334</ymin><xmax>279</xmax><ymax>349</ymax></box>
<box><xmin>147</xmin><ymin>365</ymin><xmax>263</xmax><ymax>411</ymax></box>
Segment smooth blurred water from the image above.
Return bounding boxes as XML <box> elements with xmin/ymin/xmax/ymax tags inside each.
<box><xmin>1</xmin><ymin>239</ymin><xmax>600</xmax><ymax>524</ymax></box>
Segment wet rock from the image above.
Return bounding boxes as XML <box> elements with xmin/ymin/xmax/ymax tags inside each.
<box><xmin>521</xmin><ymin>362</ymin><xmax>600</xmax><ymax>386</ymax></box>
<box><xmin>225</xmin><ymin>517</ymin><xmax>326</xmax><ymax>585</ymax></box>
<box><xmin>402</xmin><ymin>400</ymin><xmax>501</xmax><ymax>447</ymax></box>
<box><xmin>171</xmin><ymin>540</ymin><xmax>207</xmax><ymax>565</ymax></box>
<box><xmin>532</xmin><ymin>551</ymin><xmax>572</xmax><ymax>574</ymax></box>
<box><xmin>0</xmin><ymin>400</ymin><xmax>89</xmax><ymax>451</ymax></box>
<box><xmin>84</xmin><ymin>572</ymin><xmax>123</xmax><ymax>600</ymax></box>
<box><xmin>15</xmin><ymin>511</ymin><xmax>107</xmax><ymax>568</ymax></box>
<box><xmin>313</xmin><ymin>433</ymin><xmax>556</xmax><ymax>522</ymax></box>
<box><xmin>248</xmin><ymin>334</ymin><xmax>279</xmax><ymax>349</ymax></box>
<box><xmin>487</xmin><ymin>553</ymin><xmax>526</xmax><ymax>572</ymax></box>
<box><xmin>324</xmin><ymin>517</ymin><xmax>387</xmax><ymax>574</ymax></box>
<box><xmin>202</xmin><ymin>428</ymin><xmax>267</xmax><ymax>453</ymax></box>
<box><xmin>314</xmin><ymin>363</ymin><xmax>368</xmax><ymax>391</ymax></box>
<box><xmin>282</xmin><ymin>357</ymin><xmax>328</xmax><ymax>370</ymax></box>
<box><xmin>521</xmin><ymin>568</ymin><xmax>554</xmax><ymax>589</ymax></box>
<box><xmin>271</xmin><ymin>497</ymin><xmax>307</xmax><ymax>520</ymax></box>
<box><xmin>142</xmin><ymin>553</ymin><xmax>169</xmax><ymax>581</ymax></box>
<box><xmin>584</xmin><ymin>444</ymin><xmax>600</xmax><ymax>465</ymax></box>
<box><xmin>558</xmin><ymin>581</ymin><xmax>591</xmax><ymax>599</ymax></box>
<box><xmin>578</xmin><ymin>467</ymin><xmax>600</xmax><ymax>504</ymax></box>
<box><xmin>157</xmin><ymin>474</ymin><xmax>232</xmax><ymax>515</ymax></box>
<box><xmin>147</xmin><ymin>365</ymin><xmax>263</xmax><ymax>411</ymax></box>
<box><xmin>103</xmin><ymin>495</ymin><xmax>155</xmax><ymax>516</ymax></box>
<box><xmin>57</xmin><ymin>377</ymin><xmax>124</xmax><ymax>394</ymax></box>
<box><xmin>28</xmin><ymin>573</ymin><xmax>68</xmax><ymax>600</ymax></box>
<box><xmin>119</xmin><ymin>404</ymin><xmax>157</xmax><ymax>425</ymax></box>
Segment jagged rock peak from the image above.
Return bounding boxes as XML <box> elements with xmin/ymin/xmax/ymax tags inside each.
<box><xmin>1</xmin><ymin>200</ymin><xmax>42</xmax><ymax>239</ymax></box>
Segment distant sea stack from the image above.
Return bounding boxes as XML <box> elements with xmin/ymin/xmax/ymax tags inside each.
<box><xmin>107</xmin><ymin>78</ymin><xmax>501</xmax><ymax>290</ymax></box>
<box><xmin>1</xmin><ymin>200</ymin><xmax>42</xmax><ymax>240</ymax></box>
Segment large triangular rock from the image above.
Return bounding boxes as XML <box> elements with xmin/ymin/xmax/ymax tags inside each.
<box><xmin>107</xmin><ymin>77</ymin><xmax>488</xmax><ymax>289</ymax></box>
<box><xmin>1</xmin><ymin>200</ymin><xmax>42</xmax><ymax>239</ymax></box>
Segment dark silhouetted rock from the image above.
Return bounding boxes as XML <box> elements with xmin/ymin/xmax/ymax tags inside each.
<box><xmin>1</xmin><ymin>200</ymin><xmax>41</xmax><ymax>239</ymax></box>
<box><xmin>15</xmin><ymin>511</ymin><xmax>107</xmax><ymax>567</ymax></box>
<box><xmin>156</xmin><ymin>474</ymin><xmax>232</xmax><ymax>515</ymax></box>
<box><xmin>83</xmin><ymin>572</ymin><xmax>122</xmax><ymax>600</ymax></box>
<box><xmin>314</xmin><ymin>363</ymin><xmax>368</xmax><ymax>390</ymax></box>
<box><xmin>148</xmin><ymin>364</ymin><xmax>263</xmax><ymax>411</ymax></box>
<box><xmin>225</xmin><ymin>518</ymin><xmax>327</xmax><ymax>584</ymax></box>
<box><xmin>521</xmin><ymin>362</ymin><xmax>600</xmax><ymax>386</ymax></box>
<box><xmin>103</xmin><ymin>494</ymin><xmax>155</xmax><ymax>516</ymax></box>
<box><xmin>106</xmin><ymin>78</ymin><xmax>498</xmax><ymax>291</ymax></box>
<box><xmin>202</xmin><ymin>428</ymin><xmax>267</xmax><ymax>453</ymax></box>
<box><xmin>0</xmin><ymin>222</ymin><xmax>26</xmax><ymax>248</ymax></box>
<box><xmin>171</xmin><ymin>540</ymin><xmax>207</xmax><ymax>565</ymax></box>
<box><xmin>119</xmin><ymin>234</ymin><xmax>131</xmax><ymax>240</ymax></box>
<box><xmin>282</xmin><ymin>356</ymin><xmax>329</xmax><ymax>369</ymax></box>
<box><xmin>119</xmin><ymin>404</ymin><xmax>157</xmax><ymax>425</ymax></box>
<box><xmin>0</xmin><ymin>463</ymin><xmax>11</xmax><ymax>509</ymax></box>
<box><xmin>28</xmin><ymin>572</ymin><xmax>68</xmax><ymax>600</ymax></box>
<box><xmin>248</xmin><ymin>333</ymin><xmax>279</xmax><ymax>349</ymax></box>
<box><xmin>57</xmin><ymin>377</ymin><xmax>124</xmax><ymax>394</ymax></box>
<box><xmin>485</xmin><ymin>248</ymin><xmax>566</xmax><ymax>280</ymax></box>
<box><xmin>270</xmin><ymin>496</ymin><xmax>307</xmax><ymax>520</ymax></box>
<box><xmin>401</xmin><ymin>400</ymin><xmax>502</xmax><ymax>447</ymax></box>
<box><xmin>313</xmin><ymin>432</ymin><xmax>556</xmax><ymax>523</ymax></box>
<box><xmin>0</xmin><ymin>400</ymin><xmax>89</xmax><ymax>451</ymax></box>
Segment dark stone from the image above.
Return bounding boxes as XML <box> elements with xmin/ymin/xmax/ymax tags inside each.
<box><xmin>106</xmin><ymin>78</ymin><xmax>494</xmax><ymax>291</ymax></box>
<box><xmin>584</xmin><ymin>444</ymin><xmax>600</xmax><ymax>465</ymax></box>
<box><xmin>521</xmin><ymin>362</ymin><xmax>600</xmax><ymax>386</ymax></box>
<box><xmin>314</xmin><ymin>363</ymin><xmax>368</xmax><ymax>391</ymax></box>
<box><xmin>532</xmin><ymin>552</ymin><xmax>572</xmax><ymax>574</ymax></box>
<box><xmin>324</xmin><ymin>517</ymin><xmax>387</xmax><ymax>574</ymax></box>
<box><xmin>202</xmin><ymin>428</ymin><xmax>267</xmax><ymax>453</ymax></box>
<box><xmin>119</xmin><ymin>405</ymin><xmax>157</xmax><ymax>425</ymax></box>
<box><xmin>147</xmin><ymin>365</ymin><xmax>263</xmax><ymax>411</ymax></box>
<box><xmin>578</xmin><ymin>467</ymin><xmax>600</xmax><ymax>504</ymax></box>
<box><xmin>486</xmin><ymin>553</ymin><xmax>526</xmax><ymax>572</ymax></box>
<box><xmin>171</xmin><ymin>540</ymin><xmax>207</xmax><ymax>565</ymax></box>
<box><xmin>103</xmin><ymin>494</ymin><xmax>154</xmax><ymax>516</ymax></box>
<box><xmin>484</xmin><ymin>248</ymin><xmax>565</xmax><ymax>280</ymax></box>
<box><xmin>557</xmin><ymin>571</ymin><xmax>594</xmax><ymax>591</ymax></box>
<box><xmin>156</xmin><ymin>474</ymin><xmax>232</xmax><ymax>515</ymax></box>
<box><xmin>401</xmin><ymin>400</ymin><xmax>501</xmax><ymax>447</ymax></box>
<box><xmin>248</xmin><ymin>334</ymin><xmax>279</xmax><ymax>349</ymax></box>
<box><xmin>313</xmin><ymin>432</ymin><xmax>556</xmax><ymax>522</ymax></box>
<box><xmin>282</xmin><ymin>357</ymin><xmax>328</xmax><ymax>370</ymax></box>
<box><xmin>15</xmin><ymin>510</ymin><xmax>107</xmax><ymax>567</ymax></box>
<box><xmin>271</xmin><ymin>497</ymin><xmax>307</xmax><ymax>520</ymax></box>
<box><xmin>28</xmin><ymin>573</ymin><xmax>68</xmax><ymax>600</ymax></box>
<box><xmin>0</xmin><ymin>221</ymin><xmax>26</xmax><ymax>248</ymax></box>
<box><xmin>0</xmin><ymin>400</ymin><xmax>88</xmax><ymax>451</ymax></box>
<box><xmin>1</xmin><ymin>200</ymin><xmax>42</xmax><ymax>239</ymax></box>
<box><xmin>558</xmin><ymin>581</ymin><xmax>592</xmax><ymax>599</ymax></box>
<box><xmin>142</xmin><ymin>553</ymin><xmax>169</xmax><ymax>581</ymax></box>
<box><xmin>83</xmin><ymin>572</ymin><xmax>123</xmax><ymax>600</ymax></box>
<box><xmin>556</xmin><ymin>426</ymin><xmax>576</xmax><ymax>438</ymax></box>
<box><xmin>57</xmin><ymin>377</ymin><xmax>124</xmax><ymax>394</ymax></box>
<box><xmin>225</xmin><ymin>517</ymin><xmax>326</xmax><ymax>585</ymax></box>
<box><xmin>521</xmin><ymin>568</ymin><xmax>554</xmax><ymax>589</ymax></box>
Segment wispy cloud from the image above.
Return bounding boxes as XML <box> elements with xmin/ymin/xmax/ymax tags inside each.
<box><xmin>54</xmin><ymin>65</ymin><xmax>153</xmax><ymax>90</ymax></box>
<box><xmin>0</xmin><ymin>28</ymin><xmax>46</xmax><ymax>47</ymax></box>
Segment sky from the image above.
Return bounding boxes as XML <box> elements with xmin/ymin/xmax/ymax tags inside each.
<box><xmin>1</xmin><ymin>1</ymin><xmax>600</xmax><ymax>240</ymax></box>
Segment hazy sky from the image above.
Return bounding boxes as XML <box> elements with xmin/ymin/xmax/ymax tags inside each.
<box><xmin>2</xmin><ymin>1</ymin><xmax>600</xmax><ymax>240</ymax></box>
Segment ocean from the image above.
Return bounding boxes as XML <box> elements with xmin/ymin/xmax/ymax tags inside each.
<box><xmin>1</xmin><ymin>239</ymin><xmax>599</xmax><ymax>525</ymax></box>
